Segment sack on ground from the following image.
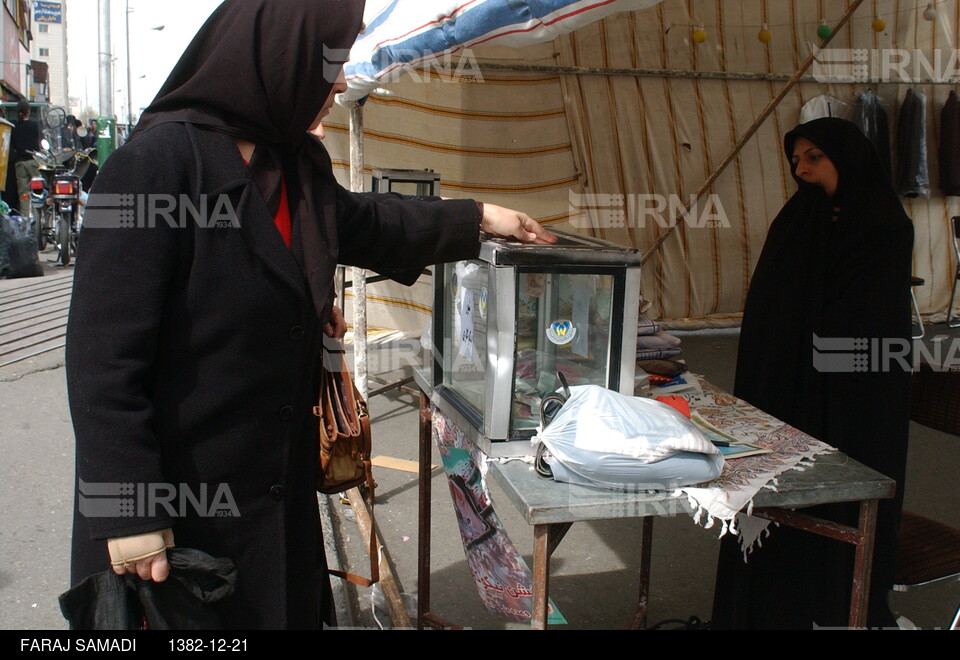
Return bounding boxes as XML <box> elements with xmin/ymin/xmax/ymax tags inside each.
<box><xmin>0</xmin><ymin>214</ymin><xmax>43</xmax><ymax>279</ymax></box>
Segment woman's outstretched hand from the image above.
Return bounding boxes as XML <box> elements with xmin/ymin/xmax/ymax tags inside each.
<box><xmin>480</xmin><ymin>204</ymin><xmax>558</xmax><ymax>245</ymax></box>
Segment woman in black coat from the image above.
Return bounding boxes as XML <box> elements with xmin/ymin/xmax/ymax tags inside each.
<box><xmin>66</xmin><ymin>0</ymin><xmax>554</xmax><ymax>629</ymax></box>
<box><xmin>712</xmin><ymin>118</ymin><xmax>914</xmax><ymax>629</ymax></box>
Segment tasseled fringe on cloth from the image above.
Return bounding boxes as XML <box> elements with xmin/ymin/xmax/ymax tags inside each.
<box><xmin>682</xmin><ymin>455</ymin><xmax>821</xmax><ymax>557</ymax></box>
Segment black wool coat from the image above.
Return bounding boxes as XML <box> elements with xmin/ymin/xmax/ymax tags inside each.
<box><xmin>66</xmin><ymin>123</ymin><xmax>481</xmax><ymax>629</ymax></box>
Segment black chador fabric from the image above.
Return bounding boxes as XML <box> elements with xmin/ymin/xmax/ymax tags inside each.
<box><xmin>940</xmin><ymin>91</ymin><xmax>960</xmax><ymax>195</ymax></box>
<box><xmin>896</xmin><ymin>88</ymin><xmax>930</xmax><ymax>198</ymax></box>
<box><xmin>712</xmin><ymin>118</ymin><xmax>913</xmax><ymax>630</ymax></box>
<box><xmin>851</xmin><ymin>90</ymin><xmax>892</xmax><ymax>183</ymax></box>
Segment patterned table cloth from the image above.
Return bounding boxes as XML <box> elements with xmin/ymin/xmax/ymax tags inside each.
<box><xmin>679</xmin><ymin>381</ymin><xmax>834</xmax><ymax>550</ymax></box>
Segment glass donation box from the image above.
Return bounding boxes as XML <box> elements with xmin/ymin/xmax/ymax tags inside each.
<box><xmin>426</xmin><ymin>230</ymin><xmax>642</xmax><ymax>455</ymax></box>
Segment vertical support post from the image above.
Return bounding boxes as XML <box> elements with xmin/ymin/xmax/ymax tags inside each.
<box><xmin>349</xmin><ymin>105</ymin><xmax>368</xmax><ymax>398</ymax></box>
<box><xmin>125</xmin><ymin>0</ymin><xmax>133</xmax><ymax>132</ymax></box>
<box><xmin>417</xmin><ymin>393</ymin><xmax>432</xmax><ymax>630</ymax></box>
<box><xmin>98</xmin><ymin>0</ymin><xmax>113</xmax><ymax>117</ymax></box>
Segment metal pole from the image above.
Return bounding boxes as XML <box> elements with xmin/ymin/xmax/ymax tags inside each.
<box><xmin>350</xmin><ymin>105</ymin><xmax>368</xmax><ymax>399</ymax></box>
<box><xmin>126</xmin><ymin>0</ymin><xmax>133</xmax><ymax>132</ymax></box>
<box><xmin>476</xmin><ymin>61</ymin><xmax>960</xmax><ymax>86</ymax></box>
<box><xmin>98</xmin><ymin>0</ymin><xmax>113</xmax><ymax>116</ymax></box>
<box><xmin>417</xmin><ymin>394</ymin><xmax>432</xmax><ymax>630</ymax></box>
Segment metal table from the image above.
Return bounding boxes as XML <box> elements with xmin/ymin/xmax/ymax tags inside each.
<box><xmin>415</xmin><ymin>388</ymin><xmax>896</xmax><ymax>630</ymax></box>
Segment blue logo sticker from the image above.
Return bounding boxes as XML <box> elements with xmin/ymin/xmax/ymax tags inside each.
<box><xmin>546</xmin><ymin>320</ymin><xmax>577</xmax><ymax>346</ymax></box>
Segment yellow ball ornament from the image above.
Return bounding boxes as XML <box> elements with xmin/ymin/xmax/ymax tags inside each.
<box><xmin>692</xmin><ymin>28</ymin><xmax>708</xmax><ymax>44</ymax></box>
<box><xmin>758</xmin><ymin>27</ymin><xmax>772</xmax><ymax>44</ymax></box>
<box><xmin>872</xmin><ymin>18</ymin><xmax>887</xmax><ymax>32</ymax></box>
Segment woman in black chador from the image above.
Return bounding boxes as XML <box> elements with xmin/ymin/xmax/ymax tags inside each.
<box><xmin>66</xmin><ymin>0</ymin><xmax>554</xmax><ymax>630</ymax></box>
<box><xmin>712</xmin><ymin>117</ymin><xmax>914</xmax><ymax>629</ymax></box>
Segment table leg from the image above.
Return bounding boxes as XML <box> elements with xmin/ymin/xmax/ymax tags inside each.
<box><xmin>754</xmin><ymin>500</ymin><xmax>881</xmax><ymax>630</ymax></box>
<box><xmin>849</xmin><ymin>499</ymin><xmax>878</xmax><ymax>629</ymax></box>
<box><xmin>529</xmin><ymin>523</ymin><xmax>573</xmax><ymax>629</ymax></box>
<box><xmin>417</xmin><ymin>393</ymin><xmax>432</xmax><ymax>631</ymax></box>
<box><xmin>532</xmin><ymin>524</ymin><xmax>551</xmax><ymax>630</ymax></box>
<box><xmin>630</xmin><ymin>517</ymin><xmax>654</xmax><ymax>630</ymax></box>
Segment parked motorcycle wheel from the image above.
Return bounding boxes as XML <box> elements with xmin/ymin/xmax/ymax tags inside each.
<box><xmin>59</xmin><ymin>212</ymin><xmax>72</xmax><ymax>266</ymax></box>
<box><xmin>37</xmin><ymin>216</ymin><xmax>47</xmax><ymax>251</ymax></box>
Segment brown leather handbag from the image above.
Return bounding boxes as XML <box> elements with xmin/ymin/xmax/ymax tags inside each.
<box><xmin>315</xmin><ymin>342</ymin><xmax>379</xmax><ymax>586</ymax></box>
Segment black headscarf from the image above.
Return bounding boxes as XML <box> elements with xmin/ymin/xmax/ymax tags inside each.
<box><xmin>718</xmin><ymin>117</ymin><xmax>914</xmax><ymax>629</ymax></box>
<box><xmin>132</xmin><ymin>0</ymin><xmax>366</xmax><ymax>317</ymax></box>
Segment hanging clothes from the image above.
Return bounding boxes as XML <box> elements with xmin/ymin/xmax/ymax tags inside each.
<box><xmin>799</xmin><ymin>94</ymin><xmax>851</xmax><ymax>124</ymax></box>
<box><xmin>851</xmin><ymin>90</ymin><xmax>893</xmax><ymax>183</ymax></box>
<box><xmin>896</xmin><ymin>88</ymin><xmax>931</xmax><ymax>198</ymax></box>
<box><xmin>940</xmin><ymin>90</ymin><xmax>960</xmax><ymax>195</ymax></box>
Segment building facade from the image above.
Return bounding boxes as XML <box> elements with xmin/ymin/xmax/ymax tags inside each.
<box><xmin>30</xmin><ymin>0</ymin><xmax>68</xmax><ymax>106</ymax></box>
<box><xmin>0</xmin><ymin>0</ymin><xmax>32</xmax><ymax>100</ymax></box>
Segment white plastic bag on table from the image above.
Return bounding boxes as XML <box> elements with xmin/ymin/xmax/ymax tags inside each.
<box><xmin>534</xmin><ymin>385</ymin><xmax>723</xmax><ymax>491</ymax></box>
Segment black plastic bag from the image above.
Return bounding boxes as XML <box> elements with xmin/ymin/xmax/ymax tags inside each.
<box><xmin>0</xmin><ymin>213</ymin><xmax>43</xmax><ymax>279</ymax></box>
<box><xmin>59</xmin><ymin>547</ymin><xmax>237</xmax><ymax>630</ymax></box>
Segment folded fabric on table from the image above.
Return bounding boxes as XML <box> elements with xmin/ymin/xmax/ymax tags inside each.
<box><xmin>637</xmin><ymin>316</ymin><xmax>661</xmax><ymax>337</ymax></box>
<box><xmin>636</xmin><ymin>332</ymin><xmax>681</xmax><ymax>351</ymax></box>
<box><xmin>636</xmin><ymin>348</ymin><xmax>682</xmax><ymax>361</ymax></box>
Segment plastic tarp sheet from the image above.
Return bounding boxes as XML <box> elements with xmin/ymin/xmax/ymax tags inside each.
<box><xmin>342</xmin><ymin>0</ymin><xmax>665</xmax><ymax>104</ymax></box>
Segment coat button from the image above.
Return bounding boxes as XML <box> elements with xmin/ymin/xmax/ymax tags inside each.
<box><xmin>269</xmin><ymin>485</ymin><xmax>285</xmax><ymax>501</ymax></box>
<box><xmin>279</xmin><ymin>405</ymin><xmax>294</xmax><ymax>420</ymax></box>
<box><xmin>289</xmin><ymin>326</ymin><xmax>305</xmax><ymax>341</ymax></box>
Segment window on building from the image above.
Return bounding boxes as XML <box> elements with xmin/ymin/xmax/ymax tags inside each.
<box><xmin>38</xmin><ymin>24</ymin><xmax>49</xmax><ymax>34</ymax></box>
<box><xmin>39</xmin><ymin>48</ymin><xmax>49</xmax><ymax>57</ymax></box>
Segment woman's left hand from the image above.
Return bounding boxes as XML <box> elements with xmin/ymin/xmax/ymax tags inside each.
<box><xmin>323</xmin><ymin>305</ymin><xmax>348</xmax><ymax>339</ymax></box>
<box><xmin>480</xmin><ymin>204</ymin><xmax>558</xmax><ymax>245</ymax></box>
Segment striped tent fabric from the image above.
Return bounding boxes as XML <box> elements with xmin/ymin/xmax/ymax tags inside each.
<box><xmin>328</xmin><ymin>0</ymin><xmax>960</xmax><ymax>331</ymax></box>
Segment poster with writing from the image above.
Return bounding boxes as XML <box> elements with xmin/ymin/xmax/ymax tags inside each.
<box><xmin>434</xmin><ymin>414</ymin><xmax>566</xmax><ymax>625</ymax></box>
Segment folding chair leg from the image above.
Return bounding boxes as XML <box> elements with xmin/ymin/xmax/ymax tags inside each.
<box><xmin>949</xmin><ymin>275</ymin><xmax>960</xmax><ymax>329</ymax></box>
<box><xmin>912</xmin><ymin>290</ymin><xmax>925</xmax><ymax>339</ymax></box>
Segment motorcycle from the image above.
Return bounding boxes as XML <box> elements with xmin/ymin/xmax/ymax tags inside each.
<box><xmin>26</xmin><ymin>108</ymin><xmax>97</xmax><ymax>266</ymax></box>
<box><xmin>27</xmin><ymin>150</ymin><xmax>59</xmax><ymax>252</ymax></box>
